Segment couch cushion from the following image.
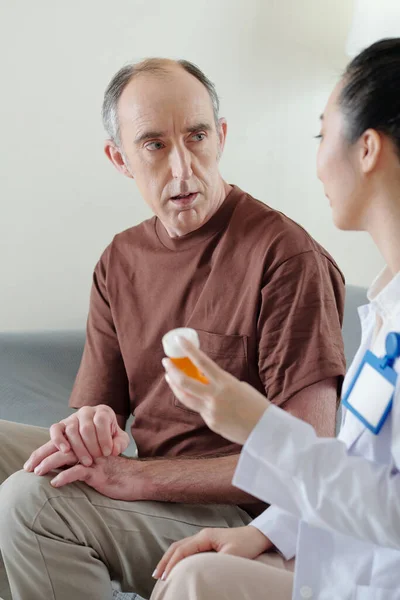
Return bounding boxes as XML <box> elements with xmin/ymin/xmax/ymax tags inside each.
<box><xmin>342</xmin><ymin>285</ymin><xmax>367</xmax><ymax>368</ymax></box>
<box><xmin>0</xmin><ymin>330</ymin><xmax>85</xmax><ymax>427</ymax></box>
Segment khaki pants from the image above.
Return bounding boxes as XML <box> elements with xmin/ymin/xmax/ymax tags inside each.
<box><xmin>0</xmin><ymin>420</ymin><xmax>252</xmax><ymax>600</ymax></box>
<box><xmin>151</xmin><ymin>552</ymin><xmax>294</xmax><ymax>600</ymax></box>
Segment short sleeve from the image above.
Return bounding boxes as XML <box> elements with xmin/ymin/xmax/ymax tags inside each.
<box><xmin>258</xmin><ymin>250</ymin><xmax>345</xmax><ymax>405</ymax></box>
<box><xmin>69</xmin><ymin>248</ymin><xmax>131</xmax><ymax>416</ymax></box>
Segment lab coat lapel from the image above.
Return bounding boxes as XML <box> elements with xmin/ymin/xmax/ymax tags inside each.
<box><xmin>339</xmin><ymin>305</ymin><xmax>374</xmax><ymax>450</ymax></box>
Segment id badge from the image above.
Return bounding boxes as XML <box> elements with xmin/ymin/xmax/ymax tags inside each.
<box><xmin>342</xmin><ymin>332</ymin><xmax>400</xmax><ymax>435</ymax></box>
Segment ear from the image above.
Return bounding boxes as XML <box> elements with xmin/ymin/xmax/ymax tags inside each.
<box><xmin>104</xmin><ymin>140</ymin><xmax>134</xmax><ymax>179</ymax></box>
<box><xmin>216</xmin><ymin>118</ymin><xmax>228</xmax><ymax>160</ymax></box>
<box><xmin>360</xmin><ymin>129</ymin><xmax>382</xmax><ymax>174</ymax></box>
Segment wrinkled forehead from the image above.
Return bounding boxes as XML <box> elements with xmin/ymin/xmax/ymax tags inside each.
<box><xmin>118</xmin><ymin>69</ymin><xmax>215</xmax><ymax>137</ymax></box>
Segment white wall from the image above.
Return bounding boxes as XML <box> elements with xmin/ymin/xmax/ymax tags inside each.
<box><xmin>0</xmin><ymin>0</ymin><xmax>384</xmax><ymax>331</ymax></box>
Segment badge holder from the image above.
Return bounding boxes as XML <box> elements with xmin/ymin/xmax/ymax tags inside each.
<box><xmin>342</xmin><ymin>332</ymin><xmax>400</xmax><ymax>435</ymax></box>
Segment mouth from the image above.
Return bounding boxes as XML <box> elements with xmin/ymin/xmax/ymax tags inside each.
<box><xmin>170</xmin><ymin>192</ymin><xmax>198</xmax><ymax>207</ymax></box>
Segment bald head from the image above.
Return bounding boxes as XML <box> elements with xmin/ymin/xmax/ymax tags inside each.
<box><xmin>102</xmin><ymin>58</ymin><xmax>220</xmax><ymax>146</ymax></box>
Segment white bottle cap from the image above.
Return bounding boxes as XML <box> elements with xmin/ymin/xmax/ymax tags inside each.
<box><xmin>162</xmin><ymin>328</ymin><xmax>200</xmax><ymax>358</ymax></box>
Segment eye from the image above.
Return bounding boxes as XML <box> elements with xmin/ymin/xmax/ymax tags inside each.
<box><xmin>314</xmin><ymin>134</ymin><xmax>323</xmax><ymax>140</ymax></box>
<box><xmin>190</xmin><ymin>132</ymin><xmax>206</xmax><ymax>142</ymax></box>
<box><xmin>145</xmin><ymin>141</ymin><xmax>165</xmax><ymax>151</ymax></box>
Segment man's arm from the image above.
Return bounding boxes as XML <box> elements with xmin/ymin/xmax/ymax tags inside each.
<box><xmin>49</xmin><ymin>377</ymin><xmax>338</xmax><ymax>502</ymax></box>
<box><xmin>124</xmin><ymin>377</ymin><xmax>338</xmax><ymax>504</ymax></box>
<box><xmin>256</xmin><ymin>251</ymin><xmax>345</xmax><ymax>412</ymax></box>
<box><xmin>283</xmin><ymin>376</ymin><xmax>338</xmax><ymax>437</ymax></box>
<box><xmin>69</xmin><ymin>249</ymin><xmax>131</xmax><ymax>417</ymax></box>
<box><xmin>137</xmin><ymin>453</ymin><xmax>249</xmax><ymax>504</ymax></box>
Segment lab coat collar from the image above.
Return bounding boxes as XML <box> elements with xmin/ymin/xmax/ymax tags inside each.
<box><xmin>368</xmin><ymin>267</ymin><xmax>400</xmax><ymax>320</ymax></box>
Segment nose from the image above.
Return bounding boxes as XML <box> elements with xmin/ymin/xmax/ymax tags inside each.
<box><xmin>169</xmin><ymin>144</ymin><xmax>193</xmax><ymax>181</ymax></box>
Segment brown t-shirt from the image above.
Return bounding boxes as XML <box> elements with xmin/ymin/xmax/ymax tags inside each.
<box><xmin>70</xmin><ymin>184</ymin><xmax>345</xmax><ymax>469</ymax></box>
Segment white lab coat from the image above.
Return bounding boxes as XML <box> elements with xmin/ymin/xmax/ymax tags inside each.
<box><xmin>233</xmin><ymin>269</ymin><xmax>400</xmax><ymax>600</ymax></box>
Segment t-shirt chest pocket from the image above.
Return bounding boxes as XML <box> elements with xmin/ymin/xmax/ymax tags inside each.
<box><xmin>173</xmin><ymin>330</ymin><xmax>249</xmax><ymax>415</ymax></box>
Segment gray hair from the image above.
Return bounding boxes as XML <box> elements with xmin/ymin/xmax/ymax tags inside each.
<box><xmin>102</xmin><ymin>58</ymin><xmax>220</xmax><ymax>146</ymax></box>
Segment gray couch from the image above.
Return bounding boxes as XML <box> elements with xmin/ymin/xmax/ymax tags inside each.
<box><xmin>0</xmin><ymin>285</ymin><xmax>367</xmax><ymax>599</ymax></box>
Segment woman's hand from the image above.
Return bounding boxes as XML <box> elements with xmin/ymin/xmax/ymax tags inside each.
<box><xmin>153</xmin><ymin>526</ymin><xmax>272</xmax><ymax>581</ymax></box>
<box><xmin>162</xmin><ymin>337</ymin><xmax>270</xmax><ymax>445</ymax></box>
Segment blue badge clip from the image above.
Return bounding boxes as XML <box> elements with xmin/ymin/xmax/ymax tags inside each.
<box><xmin>381</xmin><ymin>332</ymin><xmax>400</xmax><ymax>369</ymax></box>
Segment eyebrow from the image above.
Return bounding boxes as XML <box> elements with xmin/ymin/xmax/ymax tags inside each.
<box><xmin>134</xmin><ymin>122</ymin><xmax>212</xmax><ymax>145</ymax></box>
<box><xmin>185</xmin><ymin>122</ymin><xmax>212</xmax><ymax>134</ymax></box>
<box><xmin>135</xmin><ymin>130</ymin><xmax>165</xmax><ymax>144</ymax></box>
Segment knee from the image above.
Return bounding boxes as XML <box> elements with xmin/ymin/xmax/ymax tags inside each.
<box><xmin>172</xmin><ymin>553</ymin><xmax>221</xmax><ymax>579</ymax></box>
<box><xmin>153</xmin><ymin>553</ymin><xmax>241</xmax><ymax>600</ymax></box>
<box><xmin>0</xmin><ymin>470</ymin><xmax>52</xmax><ymax>537</ymax></box>
<box><xmin>166</xmin><ymin>553</ymin><xmax>225</xmax><ymax>590</ymax></box>
<box><xmin>152</xmin><ymin>554</ymin><xmax>217</xmax><ymax>600</ymax></box>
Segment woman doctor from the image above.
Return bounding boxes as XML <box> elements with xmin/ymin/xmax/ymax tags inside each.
<box><xmin>150</xmin><ymin>38</ymin><xmax>400</xmax><ymax>600</ymax></box>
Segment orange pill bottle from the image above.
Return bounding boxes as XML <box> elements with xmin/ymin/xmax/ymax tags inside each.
<box><xmin>162</xmin><ymin>328</ymin><xmax>208</xmax><ymax>383</ymax></box>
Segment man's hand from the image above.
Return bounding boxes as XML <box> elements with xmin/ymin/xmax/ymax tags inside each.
<box><xmin>50</xmin><ymin>405</ymin><xmax>130</xmax><ymax>464</ymax></box>
<box><xmin>24</xmin><ymin>442</ymin><xmax>79</xmax><ymax>475</ymax></box>
<box><xmin>24</xmin><ymin>405</ymin><xmax>130</xmax><ymax>473</ymax></box>
<box><xmin>50</xmin><ymin>455</ymin><xmax>142</xmax><ymax>501</ymax></box>
<box><xmin>153</xmin><ymin>526</ymin><xmax>272</xmax><ymax>581</ymax></box>
<box><xmin>24</xmin><ymin>439</ymin><xmax>79</xmax><ymax>474</ymax></box>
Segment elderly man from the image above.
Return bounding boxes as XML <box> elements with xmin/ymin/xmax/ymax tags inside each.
<box><xmin>0</xmin><ymin>58</ymin><xmax>345</xmax><ymax>600</ymax></box>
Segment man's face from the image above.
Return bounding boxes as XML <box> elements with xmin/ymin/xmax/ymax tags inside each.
<box><xmin>106</xmin><ymin>66</ymin><xmax>227</xmax><ymax>237</ymax></box>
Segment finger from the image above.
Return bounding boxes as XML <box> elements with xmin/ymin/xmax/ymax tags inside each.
<box><xmin>165</xmin><ymin>376</ymin><xmax>205</xmax><ymax>414</ymax></box>
<box><xmin>49</xmin><ymin>422</ymin><xmax>71</xmax><ymax>454</ymax></box>
<box><xmin>159</xmin><ymin>534</ymin><xmax>211</xmax><ymax>581</ymax></box>
<box><xmin>153</xmin><ymin>531</ymin><xmax>211</xmax><ymax>579</ymax></box>
<box><xmin>111</xmin><ymin>431</ymin><xmax>130</xmax><ymax>456</ymax></box>
<box><xmin>24</xmin><ymin>440</ymin><xmax>59</xmax><ymax>472</ymax></box>
<box><xmin>63</xmin><ymin>418</ymin><xmax>93</xmax><ymax>466</ymax></box>
<box><xmin>177</xmin><ymin>338</ymin><xmax>224</xmax><ymax>383</ymax></box>
<box><xmin>153</xmin><ymin>537</ymin><xmax>194</xmax><ymax>579</ymax></box>
<box><xmin>50</xmin><ymin>464</ymin><xmax>91</xmax><ymax>488</ymax></box>
<box><xmin>92</xmin><ymin>408</ymin><xmax>114</xmax><ymax>457</ymax></box>
<box><xmin>34</xmin><ymin>450</ymin><xmax>78</xmax><ymax>476</ymax></box>
<box><xmin>78</xmin><ymin>416</ymin><xmax>103</xmax><ymax>460</ymax></box>
<box><xmin>163</xmin><ymin>360</ymin><xmax>213</xmax><ymax>400</ymax></box>
<box><xmin>111</xmin><ymin>438</ymin><xmax>121</xmax><ymax>457</ymax></box>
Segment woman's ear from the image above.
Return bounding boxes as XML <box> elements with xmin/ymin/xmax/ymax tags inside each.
<box><xmin>359</xmin><ymin>129</ymin><xmax>382</xmax><ymax>174</ymax></box>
